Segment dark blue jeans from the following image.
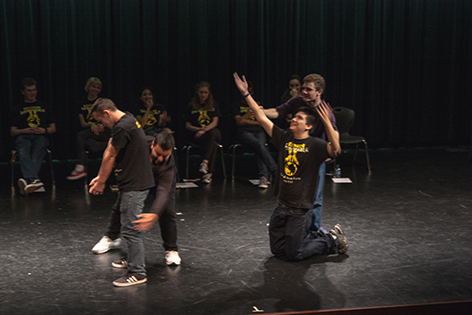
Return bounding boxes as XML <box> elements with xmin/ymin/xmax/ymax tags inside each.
<box><xmin>269</xmin><ymin>201</ymin><xmax>336</xmax><ymax>261</ymax></box>
<box><xmin>311</xmin><ymin>162</ymin><xmax>326</xmax><ymax>231</ymax></box>
<box><xmin>236</xmin><ymin>129</ymin><xmax>277</xmax><ymax>179</ymax></box>
<box><xmin>14</xmin><ymin>135</ymin><xmax>49</xmax><ymax>179</ymax></box>
<box><xmin>105</xmin><ymin>190</ymin><xmax>149</xmax><ymax>275</ymax></box>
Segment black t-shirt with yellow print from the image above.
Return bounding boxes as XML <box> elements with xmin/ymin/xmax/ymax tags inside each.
<box><xmin>77</xmin><ymin>97</ymin><xmax>99</xmax><ymax>124</ymax></box>
<box><xmin>134</xmin><ymin>103</ymin><xmax>166</xmax><ymax>131</ymax></box>
<box><xmin>184</xmin><ymin>102</ymin><xmax>221</xmax><ymax>128</ymax></box>
<box><xmin>231</xmin><ymin>101</ymin><xmax>262</xmax><ymax>133</ymax></box>
<box><xmin>12</xmin><ymin>100</ymin><xmax>55</xmax><ymax>130</ymax></box>
<box><xmin>271</xmin><ymin>125</ymin><xmax>328</xmax><ymax>209</ymax></box>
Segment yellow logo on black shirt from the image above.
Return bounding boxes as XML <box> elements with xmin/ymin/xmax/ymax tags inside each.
<box><xmin>197</xmin><ymin>111</ymin><xmax>211</xmax><ymax>126</ymax></box>
<box><xmin>284</xmin><ymin>142</ymin><xmax>309</xmax><ymax>176</ymax></box>
<box><xmin>20</xmin><ymin>106</ymin><xmax>45</xmax><ymax>127</ymax></box>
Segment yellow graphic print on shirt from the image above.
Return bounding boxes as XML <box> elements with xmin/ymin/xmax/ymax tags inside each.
<box><xmin>240</xmin><ymin>106</ymin><xmax>256</xmax><ymax>121</ymax></box>
<box><xmin>140</xmin><ymin>109</ymin><xmax>161</xmax><ymax>127</ymax></box>
<box><xmin>21</xmin><ymin>106</ymin><xmax>45</xmax><ymax>127</ymax></box>
<box><xmin>284</xmin><ymin>142</ymin><xmax>309</xmax><ymax>177</ymax></box>
<box><xmin>81</xmin><ymin>104</ymin><xmax>95</xmax><ymax>123</ymax></box>
<box><xmin>197</xmin><ymin>110</ymin><xmax>211</xmax><ymax>127</ymax></box>
<box><xmin>146</xmin><ymin>113</ymin><xmax>157</xmax><ymax>126</ymax></box>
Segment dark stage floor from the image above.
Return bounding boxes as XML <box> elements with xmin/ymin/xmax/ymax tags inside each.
<box><xmin>1</xmin><ymin>147</ymin><xmax>471</xmax><ymax>315</ymax></box>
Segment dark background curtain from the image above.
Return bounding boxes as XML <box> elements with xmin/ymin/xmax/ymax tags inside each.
<box><xmin>1</xmin><ymin>0</ymin><xmax>471</xmax><ymax>160</ymax></box>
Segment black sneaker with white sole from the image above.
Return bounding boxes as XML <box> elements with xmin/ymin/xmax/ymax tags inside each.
<box><xmin>113</xmin><ymin>273</ymin><xmax>147</xmax><ymax>287</ymax></box>
<box><xmin>25</xmin><ymin>178</ymin><xmax>44</xmax><ymax>194</ymax></box>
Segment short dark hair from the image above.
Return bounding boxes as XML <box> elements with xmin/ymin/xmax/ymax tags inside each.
<box><xmin>21</xmin><ymin>78</ymin><xmax>37</xmax><ymax>90</ymax></box>
<box><xmin>295</xmin><ymin>106</ymin><xmax>317</xmax><ymax>129</ymax></box>
<box><xmin>90</xmin><ymin>98</ymin><xmax>117</xmax><ymax>114</ymax></box>
<box><xmin>154</xmin><ymin>129</ymin><xmax>175</xmax><ymax>151</ymax></box>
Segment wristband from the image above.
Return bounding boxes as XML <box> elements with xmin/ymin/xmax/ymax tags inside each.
<box><xmin>243</xmin><ymin>92</ymin><xmax>250</xmax><ymax>98</ymax></box>
<box><xmin>44</xmin><ymin>127</ymin><xmax>48</xmax><ymax>134</ymax></box>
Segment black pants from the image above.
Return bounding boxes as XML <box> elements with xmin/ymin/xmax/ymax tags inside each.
<box><xmin>77</xmin><ymin>128</ymin><xmax>110</xmax><ymax>165</ymax></box>
<box><xmin>106</xmin><ymin>182</ymin><xmax>178</xmax><ymax>252</ymax></box>
<box><xmin>269</xmin><ymin>201</ymin><xmax>336</xmax><ymax>261</ymax></box>
<box><xmin>188</xmin><ymin>128</ymin><xmax>221</xmax><ymax>173</ymax></box>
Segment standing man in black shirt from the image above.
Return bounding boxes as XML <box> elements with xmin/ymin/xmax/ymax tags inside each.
<box><xmin>233</xmin><ymin>73</ymin><xmax>348</xmax><ymax>261</ymax></box>
<box><xmin>89</xmin><ymin>98</ymin><xmax>154</xmax><ymax>286</ymax></box>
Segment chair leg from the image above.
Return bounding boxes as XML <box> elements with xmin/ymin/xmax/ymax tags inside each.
<box><xmin>173</xmin><ymin>147</ymin><xmax>181</xmax><ymax>182</ymax></box>
<box><xmin>10</xmin><ymin>150</ymin><xmax>16</xmax><ymax>188</ymax></box>
<box><xmin>353</xmin><ymin>144</ymin><xmax>359</xmax><ymax>164</ymax></box>
<box><xmin>230</xmin><ymin>144</ymin><xmax>241</xmax><ymax>179</ymax></box>
<box><xmin>47</xmin><ymin>149</ymin><xmax>55</xmax><ymax>186</ymax></box>
<box><xmin>185</xmin><ymin>146</ymin><xmax>191</xmax><ymax>179</ymax></box>
<box><xmin>84</xmin><ymin>151</ymin><xmax>89</xmax><ymax>185</ymax></box>
<box><xmin>363</xmin><ymin>140</ymin><xmax>372</xmax><ymax>175</ymax></box>
<box><xmin>218</xmin><ymin>144</ymin><xmax>227</xmax><ymax>179</ymax></box>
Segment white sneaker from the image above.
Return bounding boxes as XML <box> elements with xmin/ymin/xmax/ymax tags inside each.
<box><xmin>18</xmin><ymin>178</ymin><xmax>27</xmax><ymax>196</ymax></box>
<box><xmin>34</xmin><ymin>186</ymin><xmax>46</xmax><ymax>193</ymax></box>
<box><xmin>199</xmin><ymin>162</ymin><xmax>208</xmax><ymax>174</ymax></box>
<box><xmin>25</xmin><ymin>179</ymin><xmax>44</xmax><ymax>194</ymax></box>
<box><xmin>202</xmin><ymin>173</ymin><xmax>212</xmax><ymax>184</ymax></box>
<box><xmin>92</xmin><ymin>236</ymin><xmax>122</xmax><ymax>254</ymax></box>
<box><xmin>165</xmin><ymin>250</ymin><xmax>181</xmax><ymax>265</ymax></box>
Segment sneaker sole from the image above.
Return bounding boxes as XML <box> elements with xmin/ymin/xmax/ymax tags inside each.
<box><xmin>67</xmin><ymin>173</ymin><xmax>86</xmax><ymax>180</ymax></box>
<box><xmin>334</xmin><ymin>224</ymin><xmax>345</xmax><ymax>235</ymax></box>
<box><xmin>113</xmin><ymin>277</ymin><xmax>147</xmax><ymax>287</ymax></box>
<box><xmin>334</xmin><ymin>224</ymin><xmax>348</xmax><ymax>254</ymax></box>
<box><xmin>25</xmin><ymin>183</ymin><xmax>44</xmax><ymax>194</ymax></box>
<box><xmin>18</xmin><ymin>179</ymin><xmax>27</xmax><ymax>196</ymax></box>
<box><xmin>112</xmin><ymin>261</ymin><xmax>128</xmax><ymax>269</ymax></box>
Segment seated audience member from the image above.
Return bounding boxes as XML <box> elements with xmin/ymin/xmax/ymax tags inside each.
<box><xmin>67</xmin><ymin>77</ymin><xmax>110</xmax><ymax>180</ymax></box>
<box><xmin>231</xmin><ymin>81</ymin><xmax>276</xmax><ymax>188</ymax></box>
<box><xmin>184</xmin><ymin>81</ymin><xmax>221</xmax><ymax>184</ymax></box>
<box><xmin>276</xmin><ymin>74</ymin><xmax>303</xmax><ymax>130</ymax></box>
<box><xmin>280</xmin><ymin>74</ymin><xmax>302</xmax><ymax>103</ymax></box>
<box><xmin>134</xmin><ymin>86</ymin><xmax>171</xmax><ymax>136</ymax></box>
<box><xmin>11</xmin><ymin>78</ymin><xmax>56</xmax><ymax>195</ymax></box>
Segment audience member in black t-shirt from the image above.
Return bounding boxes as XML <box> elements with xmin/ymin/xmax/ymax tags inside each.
<box><xmin>184</xmin><ymin>81</ymin><xmax>221</xmax><ymax>184</ymax></box>
<box><xmin>231</xmin><ymin>81</ymin><xmax>276</xmax><ymax>188</ymax></box>
<box><xmin>134</xmin><ymin>86</ymin><xmax>171</xmax><ymax>136</ymax></box>
<box><xmin>67</xmin><ymin>77</ymin><xmax>111</xmax><ymax>180</ymax></box>
<box><xmin>234</xmin><ymin>72</ymin><xmax>348</xmax><ymax>262</ymax></box>
<box><xmin>10</xmin><ymin>78</ymin><xmax>56</xmax><ymax>195</ymax></box>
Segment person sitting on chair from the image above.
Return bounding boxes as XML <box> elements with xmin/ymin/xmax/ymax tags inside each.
<box><xmin>184</xmin><ymin>81</ymin><xmax>222</xmax><ymax>184</ymax></box>
<box><xmin>231</xmin><ymin>81</ymin><xmax>276</xmax><ymax>188</ymax></box>
<box><xmin>134</xmin><ymin>86</ymin><xmax>171</xmax><ymax>137</ymax></box>
<box><xmin>67</xmin><ymin>77</ymin><xmax>110</xmax><ymax>180</ymax></box>
<box><xmin>11</xmin><ymin>78</ymin><xmax>56</xmax><ymax>195</ymax></box>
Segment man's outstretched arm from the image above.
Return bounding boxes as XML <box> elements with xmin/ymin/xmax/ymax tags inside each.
<box><xmin>233</xmin><ymin>72</ymin><xmax>274</xmax><ymax>137</ymax></box>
